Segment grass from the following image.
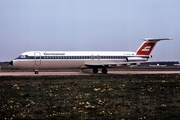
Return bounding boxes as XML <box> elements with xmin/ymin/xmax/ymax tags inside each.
<box><xmin>0</xmin><ymin>74</ymin><xmax>180</xmax><ymax>119</ymax></box>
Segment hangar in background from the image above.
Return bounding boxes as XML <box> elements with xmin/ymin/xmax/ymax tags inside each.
<box><xmin>0</xmin><ymin>62</ymin><xmax>10</xmax><ymax>66</ymax></box>
<box><xmin>140</xmin><ymin>61</ymin><xmax>179</xmax><ymax>67</ymax></box>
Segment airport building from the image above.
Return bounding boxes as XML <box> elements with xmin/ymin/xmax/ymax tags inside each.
<box><xmin>140</xmin><ymin>61</ymin><xmax>179</xmax><ymax>67</ymax></box>
<box><xmin>0</xmin><ymin>62</ymin><xmax>10</xmax><ymax>66</ymax></box>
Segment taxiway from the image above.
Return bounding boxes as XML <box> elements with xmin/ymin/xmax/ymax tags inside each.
<box><xmin>0</xmin><ymin>71</ymin><xmax>180</xmax><ymax>76</ymax></box>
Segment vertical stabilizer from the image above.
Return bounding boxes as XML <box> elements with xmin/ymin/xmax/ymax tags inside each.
<box><xmin>136</xmin><ymin>38</ymin><xmax>171</xmax><ymax>55</ymax></box>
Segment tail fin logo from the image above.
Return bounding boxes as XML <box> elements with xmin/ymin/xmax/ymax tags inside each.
<box><xmin>136</xmin><ymin>38</ymin><xmax>171</xmax><ymax>55</ymax></box>
<box><xmin>142</xmin><ymin>46</ymin><xmax>151</xmax><ymax>51</ymax></box>
<box><xmin>136</xmin><ymin>42</ymin><xmax>156</xmax><ymax>55</ymax></box>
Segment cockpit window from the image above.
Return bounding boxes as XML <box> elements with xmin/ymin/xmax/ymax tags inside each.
<box><xmin>20</xmin><ymin>55</ymin><xmax>28</xmax><ymax>58</ymax></box>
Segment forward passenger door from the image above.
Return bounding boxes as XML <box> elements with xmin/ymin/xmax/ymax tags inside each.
<box><xmin>34</xmin><ymin>52</ymin><xmax>41</xmax><ymax>66</ymax></box>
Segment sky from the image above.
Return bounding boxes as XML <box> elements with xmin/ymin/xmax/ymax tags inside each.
<box><xmin>0</xmin><ymin>0</ymin><xmax>180</xmax><ymax>62</ymax></box>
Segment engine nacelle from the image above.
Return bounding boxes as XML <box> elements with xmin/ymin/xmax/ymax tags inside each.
<box><xmin>126</xmin><ymin>57</ymin><xmax>148</xmax><ymax>62</ymax></box>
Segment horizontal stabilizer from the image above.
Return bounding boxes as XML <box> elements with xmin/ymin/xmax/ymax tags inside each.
<box><xmin>144</xmin><ymin>38</ymin><xmax>172</xmax><ymax>41</ymax></box>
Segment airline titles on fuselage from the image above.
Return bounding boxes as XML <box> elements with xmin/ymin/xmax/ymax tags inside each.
<box><xmin>44</xmin><ymin>53</ymin><xmax>65</xmax><ymax>56</ymax></box>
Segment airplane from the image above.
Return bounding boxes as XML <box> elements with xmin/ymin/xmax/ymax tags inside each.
<box><xmin>9</xmin><ymin>38</ymin><xmax>172</xmax><ymax>74</ymax></box>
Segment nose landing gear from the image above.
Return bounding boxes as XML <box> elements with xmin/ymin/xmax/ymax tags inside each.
<box><xmin>34</xmin><ymin>70</ymin><xmax>39</xmax><ymax>74</ymax></box>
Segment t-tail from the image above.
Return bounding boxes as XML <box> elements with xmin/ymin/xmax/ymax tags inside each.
<box><xmin>136</xmin><ymin>38</ymin><xmax>172</xmax><ymax>55</ymax></box>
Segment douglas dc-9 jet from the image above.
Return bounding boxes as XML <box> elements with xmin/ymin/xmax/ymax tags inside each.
<box><xmin>10</xmin><ymin>38</ymin><xmax>171</xmax><ymax>74</ymax></box>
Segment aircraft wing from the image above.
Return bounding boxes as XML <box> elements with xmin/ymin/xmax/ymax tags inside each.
<box><xmin>85</xmin><ymin>61</ymin><xmax>143</xmax><ymax>68</ymax></box>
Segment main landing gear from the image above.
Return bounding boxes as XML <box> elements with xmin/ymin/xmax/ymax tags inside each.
<box><xmin>93</xmin><ymin>68</ymin><xmax>108</xmax><ymax>74</ymax></box>
<box><xmin>101</xmin><ymin>68</ymin><xmax>108</xmax><ymax>74</ymax></box>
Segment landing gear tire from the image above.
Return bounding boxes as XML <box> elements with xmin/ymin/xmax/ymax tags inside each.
<box><xmin>93</xmin><ymin>68</ymin><xmax>98</xmax><ymax>73</ymax></box>
<box><xmin>34</xmin><ymin>70</ymin><xmax>39</xmax><ymax>74</ymax></box>
<box><xmin>101</xmin><ymin>68</ymin><xmax>108</xmax><ymax>74</ymax></box>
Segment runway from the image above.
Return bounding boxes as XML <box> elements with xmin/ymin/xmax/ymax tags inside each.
<box><xmin>0</xmin><ymin>71</ymin><xmax>180</xmax><ymax>76</ymax></box>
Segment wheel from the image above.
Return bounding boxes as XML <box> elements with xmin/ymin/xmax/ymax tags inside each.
<box><xmin>93</xmin><ymin>68</ymin><xmax>98</xmax><ymax>73</ymax></box>
<box><xmin>101</xmin><ymin>68</ymin><xmax>108</xmax><ymax>74</ymax></box>
<box><xmin>34</xmin><ymin>70</ymin><xmax>39</xmax><ymax>74</ymax></box>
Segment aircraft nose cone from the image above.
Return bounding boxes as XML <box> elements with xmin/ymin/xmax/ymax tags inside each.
<box><xmin>9</xmin><ymin>61</ymin><xmax>13</xmax><ymax>66</ymax></box>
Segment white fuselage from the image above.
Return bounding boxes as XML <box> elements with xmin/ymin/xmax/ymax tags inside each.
<box><xmin>12</xmin><ymin>51</ymin><xmax>148</xmax><ymax>70</ymax></box>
